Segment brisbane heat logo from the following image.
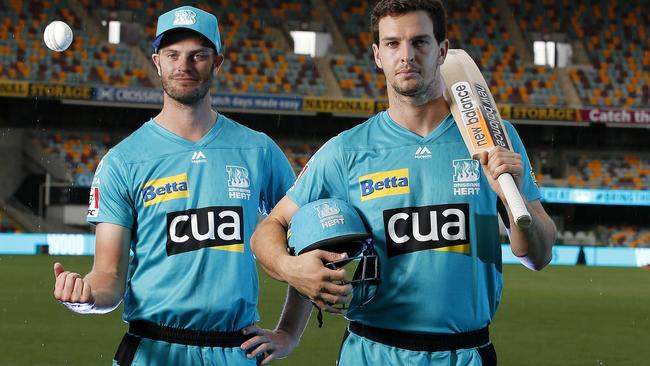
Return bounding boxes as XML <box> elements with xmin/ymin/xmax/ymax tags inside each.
<box><xmin>359</xmin><ymin>168</ymin><xmax>410</xmax><ymax>202</ymax></box>
<box><xmin>227</xmin><ymin>165</ymin><xmax>251</xmax><ymax>200</ymax></box>
<box><xmin>313</xmin><ymin>201</ymin><xmax>344</xmax><ymax>228</ymax></box>
<box><xmin>452</xmin><ymin>159</ymin><xmax>481</xmax><ymax>196</ymax></box>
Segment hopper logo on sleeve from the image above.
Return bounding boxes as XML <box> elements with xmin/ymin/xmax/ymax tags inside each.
<box><xmin>87</xmin><ymin>186</ymin><xmax>100</xmax><ymax>217</ymax></box>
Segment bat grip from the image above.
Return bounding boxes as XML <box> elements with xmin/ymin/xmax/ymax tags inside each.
<box><xmin>497</xmin><ymin>173</ymin><xmax>532</xmax><ymax>228</ymax></box>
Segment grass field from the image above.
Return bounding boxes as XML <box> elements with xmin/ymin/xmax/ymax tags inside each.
<box><xmin>0</xmin><ymin>255</ymin><xmax>648</xmax><ymax>365</ymax></box>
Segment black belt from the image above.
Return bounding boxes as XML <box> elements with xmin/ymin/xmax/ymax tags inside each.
<box><xmin>349</xmin><ymin>321</ymin><xmax>490</xmax><ymax>352</ymax></box>
<box><xmin>128</xmin><ymin>320</ymin><xmax>253</xmax><ymax>348</ymax></box>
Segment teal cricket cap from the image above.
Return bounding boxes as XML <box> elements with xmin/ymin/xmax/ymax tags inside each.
<box><xmin>287</xmin><ymin>198</ymin><xmax>371</xmax><ymax>258</ymax></box>
<box><xmin>152</xmin><ymin>6</ymin><xmax>222</xmax><ymax>53</ymax></box>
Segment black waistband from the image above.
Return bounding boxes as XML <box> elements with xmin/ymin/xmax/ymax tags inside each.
<box><xmin>349</xmin><ymin>321</ymin><xmax>490</xmax><ymax>352</ymax></box>
<box><xmin>128</xmin><ymin>320</ymin><xmax>253</xmax><ymax>348</ymax></box>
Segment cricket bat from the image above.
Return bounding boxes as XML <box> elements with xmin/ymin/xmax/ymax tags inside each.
<box><xmin>441</xmin><ymin>49</ymin><xmax>532</xmax><ymax>228</ymax></box>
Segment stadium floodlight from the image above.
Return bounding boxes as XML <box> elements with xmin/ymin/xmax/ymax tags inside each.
<box><xmin>290</xmin><ymin>31</ymin><xmax>332</xmax><ymax>57</ymax></box>
<box><xmin>108</xmin><ymin>20</ymin><xmax>120</xmax><ymax>44</ymax></box>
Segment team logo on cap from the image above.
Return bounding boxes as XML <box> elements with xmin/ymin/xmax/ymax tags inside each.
<box><xmin>173</xmin><ymin>9</ymin><xmax>197</xmax><ymax>25</ymax></box>
<box><xmin>314</xmin><ymin>201</ymin><xmax>344</xmax><ymax>228</ymax></box>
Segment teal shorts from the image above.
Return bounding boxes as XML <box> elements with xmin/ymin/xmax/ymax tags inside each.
<box><xmin>112</xmin><ymin>334</ymin><xmax>261</xmax><ymax>366</ymax></box>
<box><xmin>337</xmin><ymin>325</ymin><xmax>497</xmax><ymax>366</ymax></box>
<box><xmin>112</xmin><ymin>322</ymin><xmax>262</xmax><ymax>366</ymax></box>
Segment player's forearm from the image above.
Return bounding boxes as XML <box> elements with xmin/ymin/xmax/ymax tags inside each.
<box><xmin>274</xmin><ymin>286</ymin><xmax>313</xmax><ymax>347</ymax></box>
<box><xmin>508</xmin><ymin>204</ymin><xmax>556</xmax><ymax>271</ymax></box>
<box><xmin>83</xmin><ymin>270</ymin><xmax>125</xmax><ymax>313</ymax></box>
<box><xmin>251</xmin><ymin>217</ymin><xmax>291</xmax><ymax>281</ymax></box>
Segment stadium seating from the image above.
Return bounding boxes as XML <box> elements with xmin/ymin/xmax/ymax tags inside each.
<box><xmin>566</xmin><ymin>152</ymin><xmax>650</xmax><ymax>190</ymax></box>
<box><xmin>0</xmin><ymin>0</ymin><xmax>151</xmax><ymax>87</ymax></box>
<box><xmin>278</xmin><ymin>140</ymin><xmax>322</xmax><ymax>174</ymax></box>
<box><xmin>87</xmin><ymin>0</ymin><xmax>327</xmax><ymax>95</ymax></box>
<box><xmin>326</xmin><ymin>0</ymin><xmax>567</xmax><ymax>105</ymax></box>
<box><xmin>0</xmin><ymin>211</ymin><xmax>22</xmax><ymax>232</ymax></box>
<box><xmin>31</xmin><ymin>130</ymin><xmax>114</xmax><ymax>186</ymax></box>
<box><xmin>508</xmin><ymin>0</ymin><xmax>649</xmax><ymax>108</ymax></box>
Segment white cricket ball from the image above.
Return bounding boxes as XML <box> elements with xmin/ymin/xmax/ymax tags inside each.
<box><xmin>43</xmin><ymin>21</ymin><xmax>74</xmax><ymax>52</ymax></box>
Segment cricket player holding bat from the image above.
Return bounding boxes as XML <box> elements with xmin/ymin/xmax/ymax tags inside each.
<box><xmin>251</xmin><ymin>0</ymin><xmax>557</xmax><ymax>365</ymax></box>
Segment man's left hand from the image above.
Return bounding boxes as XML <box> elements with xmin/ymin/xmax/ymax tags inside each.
<box><xmin>479</xmin><ymin>146</ymin><xmax>524</xmax><ymax>201</ymax></box>
<box><xmin>241</xmin><ymin>325</ymin><xmax>297</xmax><ymax>365</ymax></box>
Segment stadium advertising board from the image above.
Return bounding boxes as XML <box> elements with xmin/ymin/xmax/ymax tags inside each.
<box><xmin>540</xmin><ymin>187</ymin><xmax>650</xmax><ymax>206</ymax></box>
<box><xmin>94</xmin><ymin>87</ymin><xmax>163</xmax><ymax>104</ymax></box>
<box><xmin>303</xmin><ymin>97</ymin><xmax>374</xmax><ymax>114</ymax></box>
<box><xmin>0</xmin><ymin>233</ymin><xmax>645</xmax><ymax>267</ymax></box>
<box><xmin>501</xmin><ymin>105</ymin><xmax>578</xmax><ymax>122</ymax></box>
<box><xmin>0</xmin><ymin>80</ymin><xmax>29</xmax><ymax>97</ymax></box>
<box><xmin>29</xmin><ymin>83</ymin><xmax>92</xmax><ymax>99</ymax></box>
<box><xmin>579</xmin><ymin>107</ymin><xmax>650</xmax><ymax>125</ymax></box>
<box><xmin>212</xmin><ymin>94</ymin><xmax>303</xmax><ymax>111</ymax></box>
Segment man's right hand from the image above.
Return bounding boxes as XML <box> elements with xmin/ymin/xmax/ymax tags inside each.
<box><xmin>53</xmin><ymin>262</ymin><xmax>95</xmax><ymax>311</ymax></box>
<box><xmin>278</xmin><ymin>250</ymin><xmax>352</xmax><ymax>313</ymax></box>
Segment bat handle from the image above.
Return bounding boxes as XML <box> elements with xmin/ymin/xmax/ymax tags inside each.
<box><xmin>497</xmin><ymin>173</ymin><xmax>532</xmax><ymax>228</ymax></box>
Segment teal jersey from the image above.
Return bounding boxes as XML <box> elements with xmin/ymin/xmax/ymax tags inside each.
<box><xmin>87</xmin><ymin>115</ymin><xmax>294</xmax><ymax>332</ymax></box>
<box><xmin>288</xmin><ymin>111</ymin><xmax>540</xmax><ymax>333</ymax></box>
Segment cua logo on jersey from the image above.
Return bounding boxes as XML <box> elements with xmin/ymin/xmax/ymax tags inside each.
<box><xmin>166</xmin><ymin>206</ymin><xmax>244</xmax><ymax>255</ymax></box>
<box><xmin>384</xmin><ymin>203</ymin><xmax>469</xmax><ymax>257</ymax></box>
<box><xmin>359</xmin><ymin>168</ymin><xmax>410</xmax><ymax>202</ymax></box>
<box><xmin>314</xmin><ymin>201</ymin><xmax>344</xmax><ymax>228</ymax></box>
<box><xmin>227</xmin><ymin>165</ymin><xmax>251</xmax><ymax>200</ymax></box>
<box><xmin>142</xmin><ymin>173</ymin><xmax>190</xmax><ymax>207</ymax></box>
<box><xmin>453</xmin><ymin>159</ymin><xmax>481</xmax><ymax>196</ymax></box>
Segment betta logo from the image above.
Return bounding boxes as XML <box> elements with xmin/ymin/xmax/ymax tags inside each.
<box><xmin>384</xmin><ymin>203</ymin><xmax>469</xmax><ymax>257</ymax></box>
<box><xmin>359</xmin><ymin>168</ymin><xmax>410</xmax><ymax>202</ymax></box>
<box><xmin>142</xmin><ymin>173</ymin><xmax>190</xmax><ymax>207</ymax></box>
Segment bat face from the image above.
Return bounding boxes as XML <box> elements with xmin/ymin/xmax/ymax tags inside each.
<box><xmin>440</xmin><ymin>49</ymin><xmax>532</xmax><ymax>228</ymax></box>
<box><xmin>441</xmin><ymin>49</ymin><xmax>513</xmax><ymax>158</ymax></box>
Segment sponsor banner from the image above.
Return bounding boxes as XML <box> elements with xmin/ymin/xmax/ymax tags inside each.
<box><xmin>29</xmin><ymin>83</ymin><xmax>92</xmax><ymax>99</ymax></box>
<box><xmin>94</xmin><ymin>86</ymin><xmax>164</xmax><ymax>104</ymax></box>
<box><xmin>578</xmin><ymin>107</ymin><xmax>650</xmax><ymax>125</ymax></box>
<box><xmin>303</xmin><ymin>97</ymin><xmax>374</xmax><ymax>114</ymax></box>
<box><xmin>540</xmin><ymin>187</ymin><xmax>650</xmax><ymax>206</ymax></box>
<box><xmin>583</xmin><ymin>246</ymin><xmax>638</xmax><ymax>267</ymax></box>
<box><xmin>502</xmin><ymin>244</ymin><xmax>581</xmax><ymax>265</ymax></box>
<box><xmin>0</xmin><ymin>80</ymin><xmax>29</xmax><ymax>97</ymax></box>
<box><xmin>500</xmin><ymin>105</ymin><xmax>579</xmax><ymax>122</ymax></box>
<box><xmin>0</xmin><ymin>233</ymin><xmax>95</xmax><ymax>255</ymax></box>
<box><xmin>212</xmin><ymin>94</ymin><xmax>303</xmax><ymax>111</ymax></box>
<box><xmin>375</xmin><ymin>100</ymin><xmax>389</xmax><ymax>112</ymax></box>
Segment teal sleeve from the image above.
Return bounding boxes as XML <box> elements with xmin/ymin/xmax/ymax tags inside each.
<box><xmin>86</xmin><ymin>150</ymin><xmax>135</xmax><ymax>228</ymax></box>
<box><xmin>286</xmin><ymin>136</ymin><xmax>348</xmax><ymax>207</ymax></box>
<box><xmin>504</xmin><ymin>121</ymin><xmax>541</xmax><ymax>202</ymax></box>
<box><xmin>260</xmin><ymin>136</ymin><xmax>296</xmax><ymax>214</ymax></box>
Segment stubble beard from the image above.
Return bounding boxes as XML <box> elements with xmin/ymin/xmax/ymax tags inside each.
<box><xmin>390</xmin><ymin>68</ymin><xmax>442</xmax><ymax>106</ymax></box>
<box><xmin>161</xmin><ymin>72</ymin><xmax>213</xmax><ymax>106</ymax></box>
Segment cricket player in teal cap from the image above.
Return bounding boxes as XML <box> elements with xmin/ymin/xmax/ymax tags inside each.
<box><xmin>53</xmin><ymin>5</ymin><xmax>309</xmax><ymax>365</ymax></box>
